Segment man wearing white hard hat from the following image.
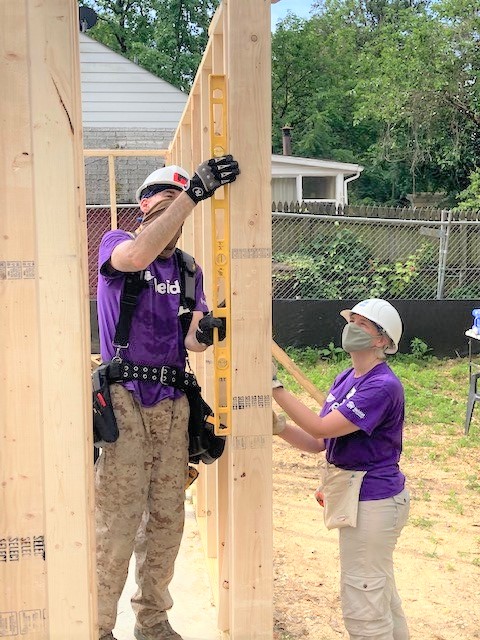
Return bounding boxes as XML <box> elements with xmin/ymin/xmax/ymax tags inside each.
<box><xmin>272</xmin><ymin>298</ymin><xmax>410</xmax><ymax>640</ymax></box>
<box><xmin>95</xmin><ymin>156</ymin><xmax>240</xmax><ymax>640</ymax></box>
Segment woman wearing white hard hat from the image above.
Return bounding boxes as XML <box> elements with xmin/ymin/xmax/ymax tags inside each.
<box><xmin>272</xmin><ymin>298</ymin><xmax>409</xmax><ymax>640</ymax></box>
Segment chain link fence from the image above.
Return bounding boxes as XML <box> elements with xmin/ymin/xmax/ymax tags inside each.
<box><xmin>87</xmin><ymin>203</ymin><xmax>480</xmax><ymax>300</ymax></box>
<box><xmin>272</xmin><ymin>204</ymin><xmax>480</xmax><ymax>300</ymax></box>
<box><xmin>87</xmin><ymin>206</ymin><xmax>138</xmax><ymax>297</ymax></box>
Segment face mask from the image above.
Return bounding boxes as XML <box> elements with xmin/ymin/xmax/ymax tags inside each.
<box><xmin>341</xmin><ymin>323</ymin><xmax>375</xmax><ymax>353</ymax></box>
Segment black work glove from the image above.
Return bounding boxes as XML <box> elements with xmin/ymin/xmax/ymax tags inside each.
<box><xmin>196</xmin><ymin>312</ymin><xmax>227</xmax><ymax>346</ymax></box>
<box><xmin>186</xmin><ymin>155</ymin><xmax>240</xmax><ymax>204</ymax></box>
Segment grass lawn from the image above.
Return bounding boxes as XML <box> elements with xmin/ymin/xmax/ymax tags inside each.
<box><xmin>277</xmin><ymin>346</ymin><xmax>480</xmax><ymax>455</ymax></box>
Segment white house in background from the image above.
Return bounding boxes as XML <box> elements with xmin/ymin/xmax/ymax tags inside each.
<box><xmin>79</xmin><ymin>31</ymin><xmax>363</xmax><ymax>206</ymax></box>
<box><xmin>79</xmin><ymin>32</ymin><xmax>188</xmax><ymax>204</ymax></box>
<box><xmin>271</xmin><ymin>154</ymin><xmax>364</xmax><ymax>208</ymax></box>
<box><xmin>80</xmin><ymin>32</ymin><xmax>187</xmax><ymax>130</ymax></box>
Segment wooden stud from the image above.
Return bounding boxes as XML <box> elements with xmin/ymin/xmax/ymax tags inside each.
<box><xmin>1</xmin><ymin>2</ymin><xmax>47</xmax><ymax>633</ymax></box>
<box><xmin>226</xmin><ymin>0</ymin><xmax>273</xmax><ymax>636</ymax></box>
<box><xmin>108</xmin><ymin>155</ymin><xmax>118</xmax><ymax>229</ymax></box>
<box><xmin>167</xmin><ymin>1</ymin><xmax>273</xmax><ymax>636</ymax></box>
<box><xmin>1</xmin><ymin>1</ymin><xmax>96</xmax><ymax>638</ymax></box>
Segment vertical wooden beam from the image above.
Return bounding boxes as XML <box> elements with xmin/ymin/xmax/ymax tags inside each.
<box><xmin>226</xmin><ymin>0</ymin><xmax>273</xmax><ymax>637</ymax></box>
<box><xmin>180</xmin><ymin>121</ymin><xmax>194</xmax><ymax>252</ymax></box>
<box><xmin>1</xmin><ymin>2</ymin><xmax>47</xmax><ymax>634</ymax></box>
<box><xmin>1</xmin><ymin>1</ymin><xmax>96</xmax><ymax>638</ymax></box>
<box><xmin>194</xmin><ymin>60</ymin><xmax>214</xmax><ymax>532</ymax></box>
<box><xmin>168</xmin><ymin>1</ymin><xmax>273</xmax><ymax>636</ymax></box>
<box><xmin>108</xmin><ymin>154</ymin><xmax>118</xmax><ymax>229</ymax></box>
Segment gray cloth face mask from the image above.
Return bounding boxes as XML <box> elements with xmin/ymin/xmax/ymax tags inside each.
<box><xmin>341</xmin><ymin>323</ymin><xmax>375</xmax><ymax>353</ymax></box>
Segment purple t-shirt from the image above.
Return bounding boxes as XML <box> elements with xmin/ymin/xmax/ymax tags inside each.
<box><xmin>97</xmin><ymin>230</ymin><xmax>209</xmax><ymax>407</ymax></box>
<box><xmin>322</xmin><ymin>362</ymin><xmax>406</xmax><ymax>501</ymax></box>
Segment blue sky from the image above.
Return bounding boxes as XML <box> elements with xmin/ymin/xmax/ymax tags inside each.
<box><xmin>271</xmin><ymin>0</ymin><xmax>315</xmax><ymax>30</ymax></box>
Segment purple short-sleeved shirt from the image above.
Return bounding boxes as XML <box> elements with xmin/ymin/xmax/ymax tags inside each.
<box><xmin>322</xmin><ymin>362</ymin><xmax>406</xmax><ymax>501</ymax></box>
<box><xmin>97</xmin><ymin>229</ymin><xmax>209</xmax><ymax>407</ymax></box>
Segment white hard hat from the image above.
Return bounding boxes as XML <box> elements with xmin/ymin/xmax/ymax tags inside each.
<box><xmin>135</xmin><ymin>165</ymin><xmax>190</xmax><ymax>203</ymax></box>
<box><xmin>340</xmin><ymin>298</ymin><xmax>403</xmax><ymax>354</ymax></box>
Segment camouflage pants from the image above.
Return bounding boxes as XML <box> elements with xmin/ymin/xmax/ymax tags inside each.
<box><xmin>95</xmin><ymin>383</ymin><xmax>189</xmax><ymax>638</ymax></box>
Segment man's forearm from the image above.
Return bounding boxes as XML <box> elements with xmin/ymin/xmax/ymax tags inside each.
<box><xmin>115</xmin><ymin>193</ymin><xmax>196</xmax><ymax>271</ymax></box>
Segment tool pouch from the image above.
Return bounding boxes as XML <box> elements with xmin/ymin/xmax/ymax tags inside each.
<box><xmin>186</xmin><ymin>388</ymin><xmax>225</xmax><ymax>465</ymax></box>
<box><xmin>92</xmin><ymin>362</ymin><xmax>119</xmax><ymax>445</ymax></box>
<box><xmin>316</xmin><ymin>460</ymin><xmax>366</xmax><ymax>530</ymax></box>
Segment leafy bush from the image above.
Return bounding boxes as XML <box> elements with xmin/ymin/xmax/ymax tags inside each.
<box><xmin>448</xmin><ymin>283</ymin><xmax>480</xmax><ymax>300</ymax></box>
<box><xmin>410</xmin><ymin>337</ymin><xmax>432</xmax><ymax>359</ymax></box>
<box><xmin>456</xmin><ymin>168</ymin><xmax>480</xmax><ymax>212</ymax></box>
<box><xmin>318</xmin><ymin>342</ymin><xmax>346</xmax><ymax>363</ymax></box>
<box><xmin>273</xmin><ymin>228</ymin><xmax>373</xmax><ymax>299</ymax></box>
<box><xmin>273</xmin><ymin>231</ymin><xmax>437</xmax><ymax>299</ymax></box>
<box><xmin>368</xmin><ymin>243</ymin><xmax>437</xmax><ymax>299</ymax></box>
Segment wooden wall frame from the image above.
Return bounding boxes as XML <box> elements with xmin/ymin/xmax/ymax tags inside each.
<box><xmin>1</xmin><ymin>2</ymin><xmax>96</xmax><ymax>638</ymax></box>
<box><xmin>84</xmin><ymin>1</ymin><xmax>274</xmax><ymax>637</ymax></box>
<box><xmin>169</xmin><ymin>2</ymin><xmax>273</xmax><ymax>637</ymax></box>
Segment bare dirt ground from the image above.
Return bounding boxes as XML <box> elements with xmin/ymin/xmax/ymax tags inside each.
<box><xmin>272</xmin><ymin>397</ymin><xmax>480</xmax><ymax>640</ymax></box>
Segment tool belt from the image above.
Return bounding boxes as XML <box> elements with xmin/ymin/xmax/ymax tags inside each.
<box><xmin>92</xmin><ymin>359</ymin><xmax>225</xmax><ymax>465</ymax></box>
<box><xmin>106</xmin><ymin>360</ymin><xmax>199</xmax><ymax>391</ymax></box>
<box><xmin>93</xmin><ymin>359</ymin><xmax>196</xmax><ymax>445</ymax></box>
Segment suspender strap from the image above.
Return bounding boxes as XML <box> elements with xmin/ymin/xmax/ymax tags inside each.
<box><xmin>109</xmin><ymin>254</ymin><xmax>198</xmax><ymax>388</ymax></box>
<box><xmin>176</xmin><ymin>248</ymin><xmax>196</xmax><ymax>309</ymax></box>
<box><xmin>175</xmin><ymin>249</ymin><xmax>196</xmax><ymax>350</ymax></box>
<box><xmin>113</xmin><ymin>271</ymin><xmax>146</xmax><ymax>348</ymax></box>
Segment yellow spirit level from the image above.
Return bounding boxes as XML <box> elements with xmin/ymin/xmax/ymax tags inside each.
<box><xmin>209</xmin><ymin>74</ymin><xmax>232</xmax><ymax>436</ymax></box>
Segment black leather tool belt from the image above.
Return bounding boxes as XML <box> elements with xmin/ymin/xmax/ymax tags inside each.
<box><xmin>107</xmin><ymin>360</ymin><xmax>199</xmax><ymax>392</ymax></box>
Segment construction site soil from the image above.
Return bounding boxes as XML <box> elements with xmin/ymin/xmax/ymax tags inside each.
<box><xmin>272</xmin><ymin>403</ymin><xmax>480</xmax><ymax>640</ymax></box>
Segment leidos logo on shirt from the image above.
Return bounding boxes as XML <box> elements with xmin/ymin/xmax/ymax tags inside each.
<box><xmin>346</xmin><ymin>400</ymin><xmax>365</xmax><ymax>419</ymax></box>
<box><xmin>327</xmin><ymin>387</ymin><xmax>364</xmax><ymax>416</ymax></box>
<box><xmin>144</xmin><ymin>270</ymin><xmax>181</xmax><ymax>295</ymax></box>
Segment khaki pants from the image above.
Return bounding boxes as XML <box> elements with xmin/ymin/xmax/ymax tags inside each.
<box><xmin>339</xmin><ymin>489</ymin><xmax>410</xmax><ymax>640</ymax></box>
<box><xmin>95</xmin><ymin>384</ymin><xmax>189</xmax><ymax>638</ymax></box>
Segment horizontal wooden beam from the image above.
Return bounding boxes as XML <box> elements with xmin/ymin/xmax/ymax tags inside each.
<box><xmin>83</xmin><ymin>148</ymin><xmax>168</xmax><ymax>157</ymax></box>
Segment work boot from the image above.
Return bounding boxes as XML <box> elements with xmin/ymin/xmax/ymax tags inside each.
<box><xmin>134</xmin><ymin>620</ymin><xmax>183</xmax><ymax>640</ymax></box>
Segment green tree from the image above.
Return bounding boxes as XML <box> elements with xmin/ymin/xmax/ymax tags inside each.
<box><xmin>79</xmin><ymin>0</ymin><xmax>220</xmax><ymax>91</ymax></box>
<box><xmin>271</xmin><ymin>10</ymin><xmax>380</xmax><ymax>163</ymax></box>
<box><xmin>273</xmin><ymin>0</ymin><xmax>479</xmax><ymax>204</ymax></box>
<box><xmin>354</xmin><ymin>0</ymin><xmax>480</xmax><ymax>198</ymax></box>
<box><xmin>457</xmin><ymin>169</ymin><xmax>480</xmax><ymax>211</ymax></box>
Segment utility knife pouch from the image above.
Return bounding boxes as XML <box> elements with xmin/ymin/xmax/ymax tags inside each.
<box><xmin>92</xmin><ymin>362</ymin><xmax>119</xmax><ymax>445</ymax></box>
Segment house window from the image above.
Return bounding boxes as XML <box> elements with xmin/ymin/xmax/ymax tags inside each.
<box><xmin>272</xmin><ymin>177</ymin><xmax>296</xmax><ymax>203</ymax></box>
<box><xmin>302</xmin><ymin>176</ymin><xmax>335</xmax><ymax>200</ymax></box>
